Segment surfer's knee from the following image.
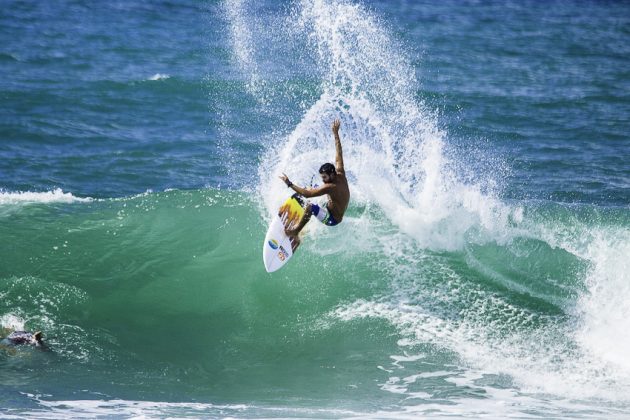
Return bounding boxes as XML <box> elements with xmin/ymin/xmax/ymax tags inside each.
<box><xmin>303</xmin><ymin>203</ymin><xmax>313</xmax><ymax>221</ymax></box>
<box><xmin>305</xmin><ymin>203</ymin><xmax>313</xmax><ymax>215</ymax></box>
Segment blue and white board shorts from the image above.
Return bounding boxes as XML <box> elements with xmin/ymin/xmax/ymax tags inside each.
<box><xmin>311</xmin><ymin>203</ymin><xmax>339</xmax><ymax>226</ymax></box>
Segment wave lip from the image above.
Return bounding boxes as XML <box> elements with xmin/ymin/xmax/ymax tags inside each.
<box><xmin>0</xmin><ymin>188</ymin><xmax>92</xmax><ymax>206</ymax></box>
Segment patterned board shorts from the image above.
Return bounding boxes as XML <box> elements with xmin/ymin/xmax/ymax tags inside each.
<box><xmin>311</xmin><ymin>203</ymin><xmax>339</xmax><ymax>226</ymax></box>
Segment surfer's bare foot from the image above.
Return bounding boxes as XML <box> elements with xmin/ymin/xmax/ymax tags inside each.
<box><xmin>285</xmin><ymin>228</ymin><xmax>298</xmax><ymax>237</ymax></box>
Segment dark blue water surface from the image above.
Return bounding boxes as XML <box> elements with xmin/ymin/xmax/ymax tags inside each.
<box><xmin>1</xmin><ymin>0</ymin><xmax>628</xmax><ymax>204</ymax></box>
<box><xmin>1</xmin><ymin>1</ymin><xmax>221</xmax><ymax>197</ymax></box>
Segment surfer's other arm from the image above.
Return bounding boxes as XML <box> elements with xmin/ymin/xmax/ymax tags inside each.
<box><xmin>279</xmin><ymin>174</ymin><xmax>332</xmax><ymax>198</ymax></box>
<box><xmin>332</xmin><ymin>119</ymin><xmax>344</xmax><ymax>174</ymax></box>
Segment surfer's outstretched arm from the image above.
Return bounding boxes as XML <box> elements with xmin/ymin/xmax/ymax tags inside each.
<box><xmin>332</xmin><ymin>119</ymin><xmax>344</xmax><ymax>174</ymax></box>
<box><xmin>279</xmin><ymin>174</ymin><xmax>333</xmax><ymax>198</ymax></box>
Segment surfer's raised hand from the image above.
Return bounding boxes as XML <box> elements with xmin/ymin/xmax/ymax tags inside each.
<box><xmin>332</xmin><ymin>118</ymin><xmax>341</xmax><ymax>134</ymax></box>
<box><xmin>279</xmin><ymin>173</ymin><xmax>291</xmax><ymax>187</ymax></box>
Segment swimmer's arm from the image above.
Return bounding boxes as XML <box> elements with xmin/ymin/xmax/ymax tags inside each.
<box><xmin>332</xmin><ymin>119</ymin><xmax>344</xmax><ymax>174</ymax></box>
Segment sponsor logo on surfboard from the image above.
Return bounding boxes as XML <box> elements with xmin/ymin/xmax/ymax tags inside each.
<box><xmin>278</xmin><ymin>245</ymin><xmax>289</xmax><ymax>261</ymax></box>
<box><xmin>268</xmin><ymin>239</ymin><xmax>279</xmax><ymax>250</ymax></box>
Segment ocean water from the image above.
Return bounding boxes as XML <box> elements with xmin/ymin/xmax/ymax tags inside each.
<box><xmin>1</xmin><ymin>0</ymin><xmax>629</xmax><ymax>418</ymax></box>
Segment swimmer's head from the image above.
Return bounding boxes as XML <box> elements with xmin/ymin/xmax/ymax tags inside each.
<box><xmin>6</xmin><ymin>330</ymin><xmax>44</xmax><ymax>347</ymax></box>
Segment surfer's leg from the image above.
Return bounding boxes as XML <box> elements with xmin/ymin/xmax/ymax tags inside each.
<box><xmin>286</xmin><ymin>203</ymin><xmax>313</xmax><ymax>237</ymax></box>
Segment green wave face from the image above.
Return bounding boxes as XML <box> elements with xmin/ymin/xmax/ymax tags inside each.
<box><xmin>0</xmin><ymin>189</ymin><xmax>400</xmax><ymax>405</ymax></box>
<box><xmin>3</xmin><ymin>188</ymin><xmax>628</xmax><ymax>411</ymax></box>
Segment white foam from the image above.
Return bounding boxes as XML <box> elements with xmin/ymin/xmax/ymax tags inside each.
<box><xmin>249</xmin><ymin>0</ymin><xmax>519</xmax><ymax>250</ymax></box>
<box><xmin>523</xmin><ymin>216</ymin><xmax>630</xmax><ymax>377</ymax></box>
<box><xmin>574</xmin><ymin>228</ymin><xmax>630</xmax><ymax>373</ymax></box>
<box><xmin>0</xmin><ymin>313</ymin><xmax>26</xmax><ymax>331</ymax></box>
<box><xmin>359</xmin><ymin>370</ymin><xmax>630</xmax><ymax>419</ymax></box>
<box><xmin>20</xmin><ymin>388</ymin><xmax>629</xmax><ymax>420</ymax></box>
<box><xmin>223</xmin><ymin>0</ymin><xmax>266</xmax><ymax>98</ymax></box>
<box><xmin>21</xmin><ymin>396</ymin><xmax>363</xmax><ymax>419</ymax></box>
<box><xmin>0</xmin><ymin>188</ymin><xmax>92</xmax><ymax>206</ymax></box>
<box><xmin>147</xmin><ymin>73</ymin><xmax>170</xmax><ymax>81</ymax></box>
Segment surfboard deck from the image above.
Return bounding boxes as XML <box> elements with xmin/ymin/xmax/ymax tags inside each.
<box><xmin>263</xmin><ymin>194</ymin><xmax>305</xmax><ymax>272</ymax></box>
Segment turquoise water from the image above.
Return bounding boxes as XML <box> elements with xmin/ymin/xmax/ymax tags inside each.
<box><xmin>1</xmin><ymin>0</ymin><xmax>629</xmax><ymax>418</ymax></box>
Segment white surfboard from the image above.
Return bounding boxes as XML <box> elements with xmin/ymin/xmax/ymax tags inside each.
<box><xmin>263</xmin><ymin>194</ymin><xmax>305</xmax><ymax>272</ymax></box>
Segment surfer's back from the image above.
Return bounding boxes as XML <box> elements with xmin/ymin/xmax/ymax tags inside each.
<box><xmin>327</xmin><ymin>172</ymin><xmax>350</xmax><ymax>221</ymax></box>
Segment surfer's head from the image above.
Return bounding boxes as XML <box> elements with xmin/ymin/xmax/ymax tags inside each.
<box><xmin>319</xmin><ymin>163</ymin><xmax>336</xmax><ymax>183</ymax></box>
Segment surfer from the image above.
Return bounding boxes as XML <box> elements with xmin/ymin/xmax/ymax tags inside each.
<box><xmin>280</xmin><ymin>119</ymin><xmax>350</xmax><ymax>237</ymax></box>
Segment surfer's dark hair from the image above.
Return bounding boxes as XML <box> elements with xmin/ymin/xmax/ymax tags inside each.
<box><xmin>319</xmin><ymin>163</ymin><xmax>336</xmax><ymax>175</ymax></box>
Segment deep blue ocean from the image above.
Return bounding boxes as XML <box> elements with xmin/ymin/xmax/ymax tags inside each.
<box><xmin>1</xmin><ymin>0</ymin><xmax>629</xmax><ymax>418</ymax></box>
